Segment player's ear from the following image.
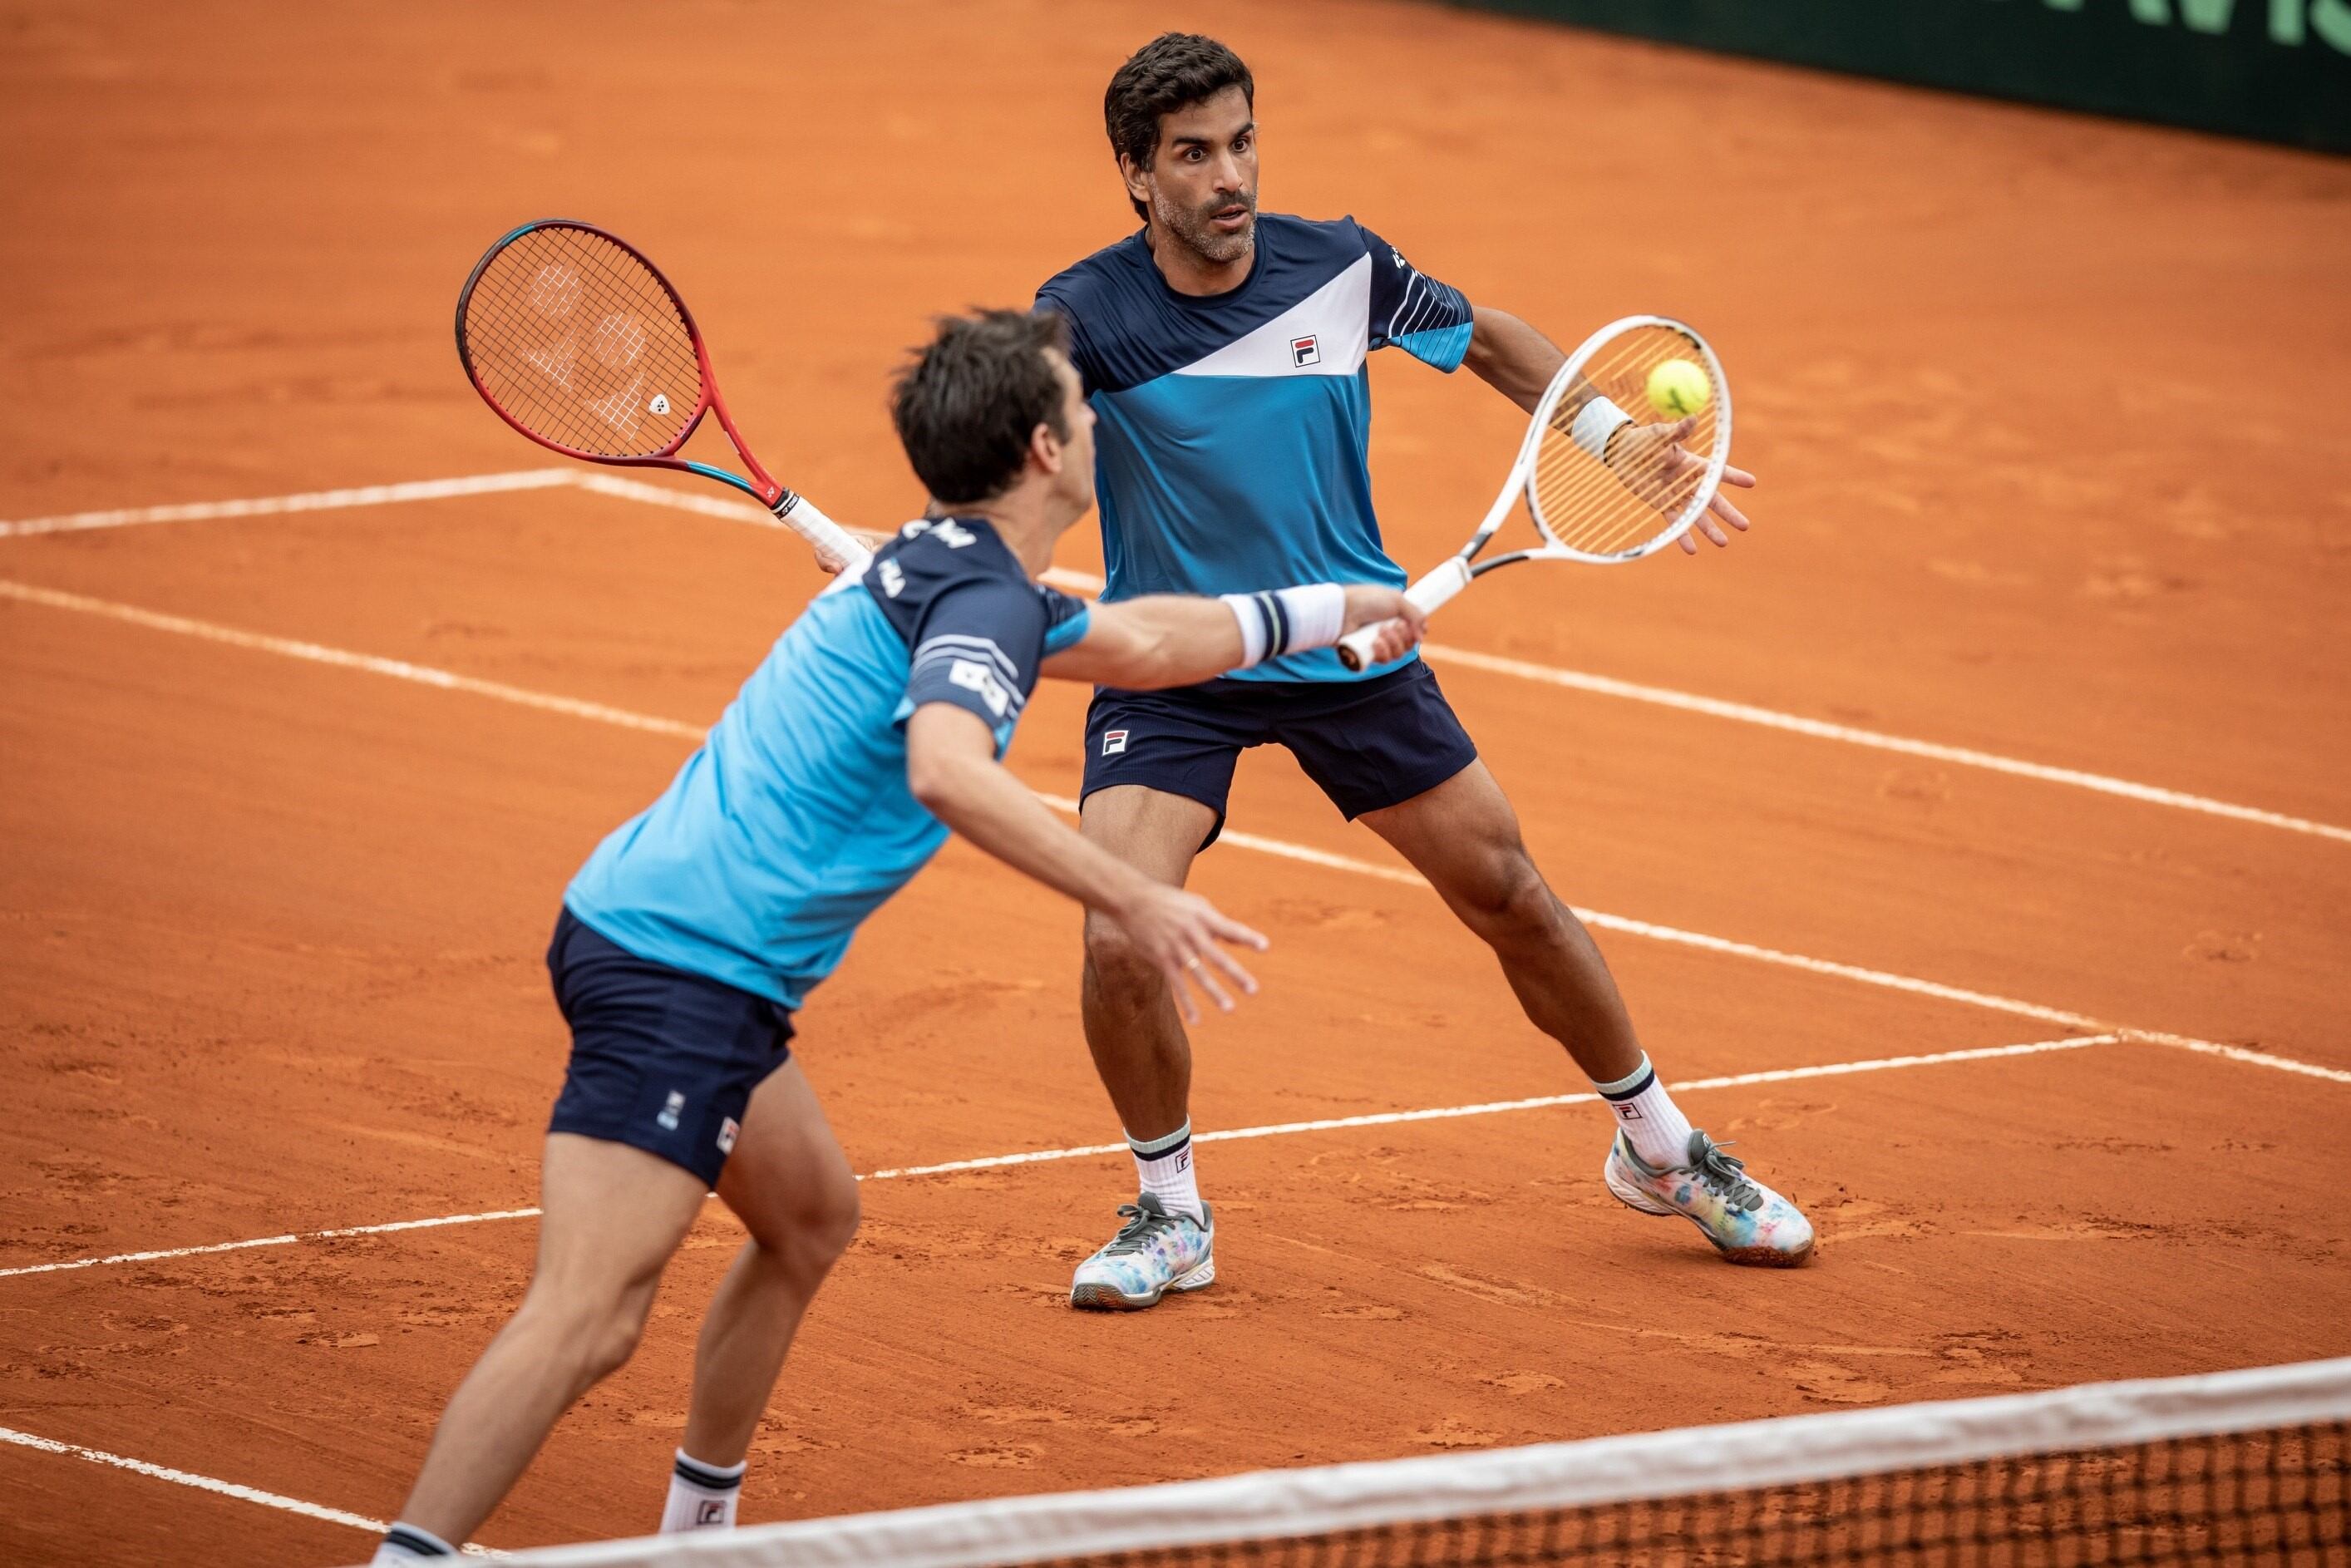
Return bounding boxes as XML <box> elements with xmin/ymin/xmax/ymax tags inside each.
<box><xmin>1116</xmin><ymin>151</ymin><xmax>1151</xmax><ymax>213</ymax></box>
<box><xmin>1030</xmin><ymin>419</ymin><xmax>1064</xmax><ymax>479</ymax></box>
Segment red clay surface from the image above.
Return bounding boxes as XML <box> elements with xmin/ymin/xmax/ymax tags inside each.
<box><xmin>3</xmin><ymin>2</ymin><xmax>2349</xmax><ymax>1563</ymax></box>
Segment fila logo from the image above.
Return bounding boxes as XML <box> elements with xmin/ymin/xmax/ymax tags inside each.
<box><xmin>717</xmin><ymin>1117</ymin><xmax>740</xmax><ymax>1153</ymax></box>
<box><xmin>949</xmin><ymin>658</ymin><xmax>1011</xmax><ymax>717</ymax></box>
<box><xmin>1614</xmin><ymin>1103</ymin><xmax>1644</xmax><ymax>1120</ymax></box>
<box><xmin>1102</xmin><ymin>728</ymin><xmax>1129</xmax><ymax>756</ymax></box>
<box><xmin>696</xmin><ymin>1501</ymin><xmax>727</xmax><ymax>1526</ymax></box>
<box><xmin>877</xmin><ymin>559</ymin><xmax>906</xmax><ymax>598</ymax></box>
<box><xmin>656</xmin><ymin>1089</ymin><xmax>686</xmax><ymax>1132</ymax></box>
<box><xmin>1289</xmin><ymin>334</ymin><xmax>1320</xmax><ymax>368</ymax></box>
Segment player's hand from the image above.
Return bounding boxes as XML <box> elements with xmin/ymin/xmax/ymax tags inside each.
<box><xmin>1109</xmin><ymin>883</ymin><xmax>1268</xmax><ymax>1025</ymax></box>
<box><xmin>1339</xmin><ymin>585</ymin><xmax>1427</xmax><ymax>665</ymax></box>
<box><xmin>1604</xmin><ymin>417</ymin><xmax>1757</xmax><ymax>553</ymax></box>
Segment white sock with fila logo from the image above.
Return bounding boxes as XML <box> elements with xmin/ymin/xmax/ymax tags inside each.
<box><xmin>661</xmin><ymin>1449</ymin><xmax>745</xmax><ymax>1533</ymax></box>
<box><xmin>1130</xmin><ymin>1121</ymin><xmax>1203</xmax><ymax>1223</ymax></box>
<box><xmin>1595</xmin><ymin>1053</ymin><xmax>1695</xmax><ymax>1169</ymax></box>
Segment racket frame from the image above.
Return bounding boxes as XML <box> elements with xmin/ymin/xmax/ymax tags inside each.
<box><xmin>455</xmin><ymin>219</ymin><xmax>866</xmax><ymax>566</ymax></box>
<box><xmin>1337</xmin><ymin>315</ymin><xmax>1731</xmax><ymax>670</ymax></box>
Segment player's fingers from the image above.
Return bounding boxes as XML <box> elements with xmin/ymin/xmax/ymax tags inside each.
<box><xmin>1206</xmin><ymin>911</ymin><xmax>1270</xmax><ymax>952</ymax></box>
<box><xmin>1200</xmin><ymin>938</ymin><xmax>1259</xmax><ymax>997</ymax></box>
<box><xmin>1709</xmin><ymin>491</ymin><xmax>1753</xmax><ymax>532</ymax></box>
<box><xmin>1186</xmin><ymin>955</ymin><xmax>1235</xmax><ymax>1014</ymax></box>
<box><xmin>1164</xmin><ymin>961</ymin><xmax>1203</xmax><ymax>1025</ymax></box>
<box><xmin>1694</xmin><ymin>515</ymin><xmax>1730</xmax><ymax>547</ymax></box>
<box><xmin>1663</xmin><ymin>416</ymin><xmax>1697</xmax><ymax>445</ymax></box>
<box><xmin>1678</xmin><ymin>532</ymin><xmax>1699</xmax><ymax>555</ymax></box>
<box><xmin>1721</xmin><ymin>463</ymin><xmax>1757</xmax><ymax>489</ymax></box>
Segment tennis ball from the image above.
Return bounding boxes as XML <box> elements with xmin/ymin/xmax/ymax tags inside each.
<box><xmin>1646</xmin><ymin>357</ymin><xmax>1710</xmax><ymax>419</ymax></box>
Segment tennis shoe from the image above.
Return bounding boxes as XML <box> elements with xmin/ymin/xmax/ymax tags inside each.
<box><xmin>1069</xmin><ymin>1193</ymin><xmax>1215</xmax><ymax>1310</ymax></box>
<box><xmin>1604</xmin><ymin>1129</ymin><xmax>1814</xmax><ymax>1267</ymax></box>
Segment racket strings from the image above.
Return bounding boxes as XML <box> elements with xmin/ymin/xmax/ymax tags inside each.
<box><xmin>1526</xmin><ymin>325</ymin><xmax>1721</xmax><ymax>559</ymax></box>
<box><xmin>461</xmin><ymin>224</ymin><xmax>702</xmax><ymax>458</ymax></box>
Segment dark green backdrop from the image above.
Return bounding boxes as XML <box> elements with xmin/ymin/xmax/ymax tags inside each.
<box><xmin>1446</xmin><ymin>0</ymin><xmax>2351</xmax><ymax>154</ymax></box>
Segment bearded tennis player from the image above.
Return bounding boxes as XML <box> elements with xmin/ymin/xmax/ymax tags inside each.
<box><xmin>368</xmin><ymin>311</ymin><xmax>1422</xmax><ymax>1561</ymax></box>
<box><xmin>1036</xmin><ymin>34</ymin><xmax>1811</xmax><ymax>1313</ymax></box>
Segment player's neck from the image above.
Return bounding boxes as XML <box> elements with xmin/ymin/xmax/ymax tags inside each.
<box><xmin>945</xmin><ymin>492</ymin><xmax>1067</xmax><ymax>580</ymax></box>
<box><xmin>1146</xmin><ymin>221</ymin><xmax>1253</xmax><ymax>298</ymax></box>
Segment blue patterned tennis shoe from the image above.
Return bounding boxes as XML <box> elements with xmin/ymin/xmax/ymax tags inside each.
<box><xmin>1604</xmin><ymin>1130</ymin><xmax>1815</xmax><ymax>1267</ymax></box>
<box><xmin>1069</xmin><ymin>1193</ymin><xmax>1215</xmax><ymax>1310</ymax></box>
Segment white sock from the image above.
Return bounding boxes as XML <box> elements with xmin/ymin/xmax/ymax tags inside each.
<box><xmin>373</xmin><ymin>1523</ymin><xmax>457</xmax><ymax>1562</ymax></box>
<box><xmin>1130</xmin><ymin>1122</ymin><xmax>1203</xmax><ymax>1222</ymax></box>
<box><xmin>1595</xmin><ymin>1054</ymin><xmax>1696</xmax><ymax>1169</ymax></box>
<box><xmin>660</xmin><ymin>1449</ymin><xmax>745</xmax><ymax>1533</ymax></box>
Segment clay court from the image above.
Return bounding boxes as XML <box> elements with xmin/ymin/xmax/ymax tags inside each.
<box><xmin>2</xmin><ymin>1</ymin><xmax>2349</xmax><ymax>1562</ymax></box>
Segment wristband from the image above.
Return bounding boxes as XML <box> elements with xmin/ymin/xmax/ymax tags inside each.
<box><xmin>1220</xmin><ymin>584</ymin><xmax>1349</xmax><ymax>667</ymax></box>
<box><xmin>1569</xmin><ymin>395</ymin><xmax>1633</xmax><ymax>461</ymax></box>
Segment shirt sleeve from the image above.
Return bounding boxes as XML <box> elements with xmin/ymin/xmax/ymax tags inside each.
<box><xmin>1039</xmin><ymin>584</ymin><xmax>1092</xmax><ymax>656</ymax></box>
<box><xmin>1358</xmin><ymin>223</ymin><xmax>1476</xmax><ymax>373</ymax></box>
<box><xmin>904</xmin><ymin>574</ymin><xmax>1052</xmax><ymax>735</ymax></box>
<box><xmin>1034</xmin><ymin>287</ymin><xmax>1104</xmax><ymax>397</ymax></box>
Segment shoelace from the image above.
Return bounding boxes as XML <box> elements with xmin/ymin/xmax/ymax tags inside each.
<box><xmin>1689</xmin><ymin>1139</ymin><xmax>1765</xmax><ymax>1213</ymax></box>
<box><xmin>1100</xmin><ymin>1202</ymin><xmax>1190</xmax><ymax>1256</ymax></box>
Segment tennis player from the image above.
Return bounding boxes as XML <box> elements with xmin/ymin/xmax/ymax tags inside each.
<box><xmin>1036</xmin><ymin>34</ymin><xmax>1812</xmax><ymax>1313</ymax></box>
<box><xmin>370</xmin><ymin>310</ymin><xmax>1422</xmax><ymax>1561</ymax></box>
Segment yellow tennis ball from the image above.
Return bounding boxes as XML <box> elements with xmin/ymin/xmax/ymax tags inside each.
<box><xmin>1646</xmin><ymin>357</ymin><xmax>1710</xmax><ymax>419</ymax></box>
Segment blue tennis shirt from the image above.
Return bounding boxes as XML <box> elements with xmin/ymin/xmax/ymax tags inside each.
<box><xmin>1037</xmin><ymin>214</ymin><xmax>1474</xmax><ymax>682</ymax></box>
<box><xmin>566</xmin><ymin>518</ymin><xmax>1091</xmax><ymax>1008</ymax></box>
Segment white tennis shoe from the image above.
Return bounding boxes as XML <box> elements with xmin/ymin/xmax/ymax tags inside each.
<box><xmin>1604</xmin><ymin>1129</ymin><xmax>1815</xmax><ymax>1267</ymax></box>
<box><xmin>1069</xmin><ymin>1193</ymin><xmax>1215</xmax><ymax>1310</ymax></box>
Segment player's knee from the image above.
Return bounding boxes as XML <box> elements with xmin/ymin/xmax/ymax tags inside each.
<box><xmin>523</xmin><ymin>1288</ymin><xmax>651</xmax><ymax>1387</ymax></box>
<box><xmin>1464</xmin><ymin>851</ymin><xmax>1563</xmax><ymax>950</ymax></box>
<box><xmin>793</xmin><ymin>1161</ymin><xmax>861</xmax><ymax>1270</ymax></box>
<box><xmin>1082</xmin><ymin>910</ymin><xmax>1161</xmax><ymax>1003</ymax></box>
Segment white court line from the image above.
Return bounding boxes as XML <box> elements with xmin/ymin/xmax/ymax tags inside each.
<box><xmin>2</xmin><ymin>1037</ymin><xmax>2118</xmax><ymax>1282</ymax></box>
<box><xmin>0</xmin><ymin>1423</ymin><xmax>389</xmax><ymax>1535</ymax></box>
<box><xmin>0</xmin><ymin>469</ymin><xmax>575</xmax><ymax>539</ymax></box>
<box><xmin>7</xmin><ymin>469</ymin><xmax>2343</xmax><ymax>845</ymax></box>
<box><xmin>6</xmin><ymin>576</ymin><xmax>2344</xmax><ymax>1094</ymax></box>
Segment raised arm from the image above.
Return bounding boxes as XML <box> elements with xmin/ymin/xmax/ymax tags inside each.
<box><xmin>904</xmin><ymin>703</ymin><xmax>1262</xmax><ymax>1023</ymax></box>
<box><xmin>1042</xmin><ymin>585</ymin><xmax>1425</xmax><ymax>688</ymax></box>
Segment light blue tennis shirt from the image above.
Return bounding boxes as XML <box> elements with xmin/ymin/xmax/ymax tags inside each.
<box><xmin>565</xmin><ymin>518</ymin><xmax>1091</xmax><ymax>1008</ymax></box>
<box><xmin>1037</xmin><ymin>214</ymin><xmax>1474</xmax><ymax>682</ymax></box>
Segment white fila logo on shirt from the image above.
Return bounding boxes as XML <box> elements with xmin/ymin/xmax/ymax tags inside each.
<box><xmin>1289</xmin><ymin>334</ymin><xmax>1320</xmax><ymax>367</ymax></box>
<box><xmin>1102</xmin><ymin>728</ymin><xmax>1130</xmax><ymax>756</ymax></box>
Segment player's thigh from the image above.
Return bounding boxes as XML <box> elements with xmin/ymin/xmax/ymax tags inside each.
<box><xmin>1079</xmin><ymin>785</ymin><xmax>1220</xmax><ymax>887</ymax></box>
<box><xmin>713</xmin><ymin>1057</ymin><xmax>859</xmax><ymax>1260</ymax></box>
<box><xmin>1356</xmin><ymin>759</ymin><xmax>1544</xmax><ymax>915</ymax></box>
<box><xmin>531</xmin><ymin>1132</ymin><xmax>708</xmax><ymax>1304</ymax></box>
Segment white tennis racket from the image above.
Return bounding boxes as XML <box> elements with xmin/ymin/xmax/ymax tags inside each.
<box><xmin>1337</xmin><ymin>315</ymin><xmax>1732</xmax><ymax>671</ymax></box>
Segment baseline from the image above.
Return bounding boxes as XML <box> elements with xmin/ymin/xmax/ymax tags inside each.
<box><xmin>6</xmin><ymin>471</ymin><xmax>2344</xmax><ymax>845</ymax></box>
<box><xmin>6</xmin><ymin>576</ymin><xmax>2341</xmax><ymax>1094</ymax></box>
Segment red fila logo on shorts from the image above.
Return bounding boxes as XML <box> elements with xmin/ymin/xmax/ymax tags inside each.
<box><xmin>1102</xmin><ymin>729</ymin><xmax>1130</xmax><ymax>756</ymax></box>
<box><xmin>1289</xmin><ymin>334</ymin><xmax>1320</xmax><ymax>368</ymax></box>
<box><xmin>717</xmin><ymin>1117</ymin><xmax>740</xmax><ymax>1152</ymax></box>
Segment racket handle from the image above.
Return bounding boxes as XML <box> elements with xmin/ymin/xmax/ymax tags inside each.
<box><xmin>1335</xmin><ymin>556</ymin><xmax>1473</xmax><ymax>673</ymax></box>
<box><xmin>775</xmin><ymin>491</ymin><xmax>874</xmax><ymax>575</ymax></box>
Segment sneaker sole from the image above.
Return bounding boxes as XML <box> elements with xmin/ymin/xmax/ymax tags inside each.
<box><xmin>1069</xmin><ymin>1255</ymin><xmax>1215</xmax><ymax>1312</ymax></box>
<box><xmin>1605</xmin><ymin>1151</ymin><xmax>1815</xmax><ymax>1268</ymax></box>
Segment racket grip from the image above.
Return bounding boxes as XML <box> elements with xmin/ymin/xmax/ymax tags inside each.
<box><xmin>775</xmin><ymin>491</ymin><xmax>874</xmax><ymax>575</ymax></box>
<box><xmin>1335</xmin><ymin>556</ymin><xmax>1473</xmax><ymax>673</ymax></box>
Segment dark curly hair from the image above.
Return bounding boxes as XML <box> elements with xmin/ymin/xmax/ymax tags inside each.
<box><xmin>1104</xmin><ymin>33</ymin><xmax>1254</xmax><ymax>221</ymax></box>
<box><xmin>891</xmin><ymin>309</ymin><xmax>1072</xmax><ymax>506</ymax></box>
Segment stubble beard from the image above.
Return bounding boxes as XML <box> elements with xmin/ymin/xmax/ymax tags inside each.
<box><xmin>1156</xmin><ymin>185</ymin><xmax>1257</xmax><ymax>266</ymax></box>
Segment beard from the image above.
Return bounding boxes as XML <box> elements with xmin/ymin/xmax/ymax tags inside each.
<box><xmin>1156</xmin><ymin>184</ymin><xmax>1257</xmax><ymax>264</ymax></box>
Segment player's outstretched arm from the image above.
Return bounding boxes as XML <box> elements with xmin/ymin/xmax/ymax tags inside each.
<box><xmin>904</xmin><ymin>703</ymin><xmax>1264</xmax><ymax>1023</ymax></box>
<box><xmin>1041</xmin><ymin>585</ymin><xmax>1425</xmax><ymax>688</ymax></box>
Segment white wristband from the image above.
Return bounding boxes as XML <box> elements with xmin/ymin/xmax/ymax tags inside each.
<box><xmin>1569</xmin><ymin>395</ymin><xmax>1633</xmax><ymax>461</ymax></box>
<box><xmin>1220</xmin><ymin>584</ymin><xmax>1348</xmax><ymax>667</ymax></box>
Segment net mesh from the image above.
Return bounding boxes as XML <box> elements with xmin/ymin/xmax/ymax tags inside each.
<box><xmin>1529</xmin><ymin>322</ymin><xmax>1725</xmax><ymax>560</ymax></box>
<box><xmin>476</xmin><ymin>1360</ymin><xmax>2350</xmax><ymax>1568</ymax></box>
<box><xmin>460</xmin><ymin>223</ymin><xmax>702</xmax><ymax>458</ymax></box>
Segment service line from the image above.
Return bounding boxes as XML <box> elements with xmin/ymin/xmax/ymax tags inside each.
<box><xmin>2</xmin><ymin>1036</ymin><xmax>2119</xmax><ymax>1282</ymax></box>
<box><xmin>6</xmin><ymin>470</ymin><xmax>2344</xmax><ymax>845</ymax></box>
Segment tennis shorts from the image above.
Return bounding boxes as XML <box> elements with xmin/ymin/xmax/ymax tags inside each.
<box><xmin>1081</xmin><ymin>659</ymin><xmax>1478</xmax><ymax>847</ymax></box>
<box><xmin>545</xmin><ymin>905</ymin><xmax>794</xmax><ymax>1189</ymax></box>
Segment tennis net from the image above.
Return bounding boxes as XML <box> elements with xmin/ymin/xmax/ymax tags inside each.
<box><xmin>473</xmin><ymin>1357</ymin><xmax>2349</xmax><ymax>1567</ymax></box>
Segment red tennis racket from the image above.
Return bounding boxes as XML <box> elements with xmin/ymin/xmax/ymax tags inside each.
<box><xmin>456</xmin><ymin>219</ymin><xmax>869</xmax><ymax>571</ymax></box>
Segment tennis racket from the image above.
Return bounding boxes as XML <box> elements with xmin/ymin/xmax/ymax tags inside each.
<box><xmin>456</xmin><ymin>219</ymin><xmax>870</xmax><ymax>573</ymax></box>
<box><xmin>1337</xmin><ymin>315</ymin><xmax>1732</xmax><ymax>671</ymax></box>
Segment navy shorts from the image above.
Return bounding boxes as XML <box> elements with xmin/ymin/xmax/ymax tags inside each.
<box><xmin>545</xmin><ymin>906</ymin><xmax>794</xmax><ymax>1189</ymax></box>
<box><xmin>1081</xmin><ymin>659</ymin><xmax>1478</xmax><ymax>847</ymax></box>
